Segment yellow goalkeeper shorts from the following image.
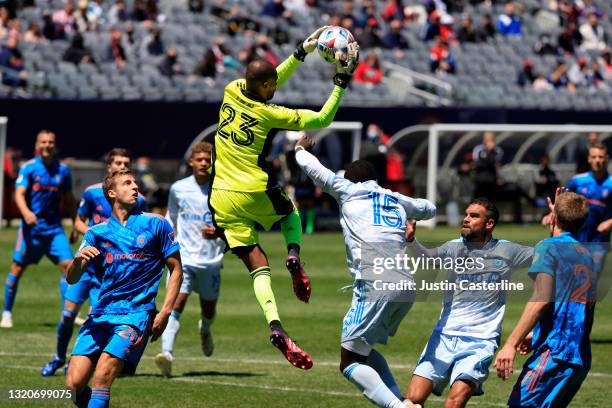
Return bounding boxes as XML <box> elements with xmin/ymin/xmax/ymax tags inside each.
<box><xmin>209</xmin><ymin>187</ymin><xmax>295</xmax><ymax>249</ymax></box>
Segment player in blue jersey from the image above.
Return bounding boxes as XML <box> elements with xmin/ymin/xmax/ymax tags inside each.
<box><xmin>40</xmin><ymin>148</ymin><xmax>148</xmax><ymax>376</ymax></box>
<box><xmin>65</xmin><ymin>169</ymin><xmax>182</xmax><ymax>407</ymax></box>
<box><xmin>496</xmin><ymin>192</ymin><xmax>595</xmax><ymax>407</ymax></box>
<box><xmin>1</xmin><ymin>130</ymin><xmax>76</xmax><ymax>329</ymax></box>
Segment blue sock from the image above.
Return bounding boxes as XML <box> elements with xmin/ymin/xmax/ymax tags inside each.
<box><xmin>88</xmin><ymin>388</ymin><xmax>110</xmax><ymax>408</ymax></box>
<box><xmin>74</xmin><ymin>386</ymin><xmax>91</xmax><ymax>408</ymax></box>
<box><xmin>59</xmin><ymin>274</ymin><xmax>68</xmax><ymax>305</ymax></box>
<box><xmin>367</xmin><ymin>349</ymin><xmax>402</xmax><ymax>399</ymax></box>
<box><xmin>343</xmin><ymin>362</ymin><xmax>403</xmax><ymax>408</ymax></box>
<box><xmin>56</xmin><ymin>308</ymin><xmax>78</xmax><ymax>361</ymax></box>
<box><xmin>3</xmin><ymin>274</ymin><xmax>19</xmax><ymax>312</ymax></box>
<box><xmin>171</xmin><ymin>310</ymin><xmax>181</xmax><ymax>320</ymax></box>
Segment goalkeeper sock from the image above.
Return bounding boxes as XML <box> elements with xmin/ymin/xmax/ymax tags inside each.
<box><xmin>56</xmin><ymin>307</ymin><xmax>78</xmax><ymax>361</ymax></box>
<box><xmin>161</xmin><ymin>311</ymin><xmax>181</xmax><ymax>354</ymax></box>
<box><xmin>250</xmin><ymin>267</ymin><xmax>280</xmax><ymax>324</ymax></box>
<box><xmin>367</xmin><ymin>349</ymin><xmax>402</xmax><ymax>399</ymax></box>
<box><xmin>281</xmin><ymin>208</ymin><xmax>302</xmax><ymax>249</ymax></box>
<box><xmin>343</xmin><ymin>363</ymin><xmax>404</xmax><ymax>408</ymax></box>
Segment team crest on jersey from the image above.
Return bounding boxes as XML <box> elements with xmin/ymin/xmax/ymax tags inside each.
<box><xmin>105</xmin><ymin>252</ymin><xmax>114</xmax><ymax>263</ymax></box>
<box><xmin>96</xmin><ymin>205</ymin><xmax>103</xmax><ymax>211</ymax></box>
<box><xmin>136</xmin><ymin>234</ymin><xmax>146</xmax><ymax>248</ymax></box>
<box><xmin>582</xmin><ymin>187</ymin><xmax>588</xmax><ymax>194</ymax></box>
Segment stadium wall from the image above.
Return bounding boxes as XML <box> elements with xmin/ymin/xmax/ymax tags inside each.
<box><xmin>3</xmin><ymin>99</ymin><xmax>612</xmax><ymax>158</ymax></box>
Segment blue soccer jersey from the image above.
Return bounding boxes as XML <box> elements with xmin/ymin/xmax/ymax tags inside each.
<box><xmin>15</xmin><ymin>156</ymin><xmax>72</xmax><ymax>235</ymax></box>
<box><xmin>80</xmin><ymin>211</ymin><xmax>180</xmax><ymax>316</ymax></box>
<box><xmin>528</xmin><ymin>233</ymin><xmax>596</xmax><ymax>368</ymax></box>
<box><xmin>78</xmin><ymin>183</ymin><xmax>148</xmax><ymax>227</ymax></box>
<box><xmin>566</xmin><ymin>171</ymin><xmax>612</xmax><ymax>243</ymax></box>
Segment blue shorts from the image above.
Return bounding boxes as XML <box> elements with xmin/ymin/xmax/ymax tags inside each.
<box><xmin>413</xmin><ymin>331</ymin><xmax>497</xmax><ymax>396</ymax></box>
<box><xmin>12</xmin><ymin>226</ymin><xmax>73</xmax><ymax>266</ymax></box>
<box><xmin>64</xmin><ymin>268</ymin><xmax>101</xmax><ymax>306</ymax></box>
<box><xmin>508</xmin><ymin>348</ymin><xmax>588</xmax><ymax>407</ymax></box>
<box><xmin>71</xmin><ymin>311</ymin><xmax>154</xmax><ymax>374</ymax></box>
<box><xmin>341</xmin><ymin>280</ymin><xmax>413</xmax><ymax>356</ymax></box>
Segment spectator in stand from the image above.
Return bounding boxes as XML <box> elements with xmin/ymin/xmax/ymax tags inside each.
<box><xmin>340</xmin><ymin>16</ymin><xmax>355</xmax><ymax>35</ymax></box>
<box><xmin>74</xmin><ymin>0</ymin><xmax>94</xmax><ymax>32</ymax></box>
<box><xmin>62</xmin><ymin>32</ymin><xmax>95</xmax><ymax>65</ymax></box>
<box><xmin>497</xmin><ymin>1</ymin><xmax>521</xmax><ymax>36</ymax></box>
<box><xmin>357</xmin><ymin>18</ymin><xmax>382</xmax><ymax>48</ymax></box>
<box><xmin>382</xmin><ymin>19</ymin><xmax>409</xmax><ymax>50</ymax></box>
<box><xmin>534</xmin><ymin>33</ymin><xmax>557</xmax><ymax>55</ymax></box>
<box><xmin>53</xmin><ymin>0</ymin><xmax>76</xmax><ymax>38</ymax></box>
<box><xmin>145</xmin><ymin>0</ymin><xmax>164</xmax><ymax>23</ymax></box>
<box><xmin>599</xmin><ymin>49</ymin><xmax>612</xmax><ymax>79</ymax></box>
<box><xmin>0</xmin><ymin>7</ymin><xmax>9</xmax><ymax>38</ymax></box>
<box><xmin>239</xmin><ymin>34</ymin><xmax>279</xmax><ymax>66</ymax></box>
<box><xmin>159</xmin><ymin>47</ymin><xmax>183</xmax><ymax>78</ymax></box>
<box><xmin>558</xmin><ymin>21</ymin><xmax>582</xmax><ymax>56</ymax></box>
<box><xmin>533</xmin><ymin>74</ymin><xmax>553</xmax><ymax>91</ymax></box>
<box><xmin>285</xmin><ymin>0</ymin><xmax>312</xmax><ymax>17</ymax></box>
<box><xmin>579</xmin><ymin>13</ymin><xmax>607</xmax><ymax>52</ymax></box>
<box><xmin>439</xmin><ymin>14</ymin><xmax>455</xmax><ymax>43</ymax></box>
<box><xmin>42</xmin><ymin>12</ymin><xmax>56</xmax><ymax>41</ymax></box>
<box><xmin>421</xmin><ymin>10</ymin><xmax>440</xmax><ymax>41</ymax></box>
<box><xmin>548</xmin><ymin>60</ymin><xmax>572</xmax><ymax>90</ymax></box>
<box><xmin>429</xmin><ymin>37</ymin><xmax>456</xmax><ymax>75</ymax></box>
<box><xmin>559</xmin><ymin>0</ymin><xmax>580</xmax><ymax>27</ymax></box>
<box><xmin>108</xmin><ymin>0</ymin><xmax>129</xmax><ymax>25</ymax></box>
<box><xmin>353</xmin><ymin>52</ymin><xmax>383</xmax><ymax>86</ymax></box>
<box><xmin>192</xmin><ymin>38</ymin><xmax>240</xmax><ymax>81</ymax></box>
<box><xmin>568</xmin><ymin>56</ymin><xmax>589</xmax><ymax>88</ymax></box>
<box><xmin>588</xmin><ymin>60</ymin><xmax>606</xmax><ymax>89</ymax></box>
<box><xmin>457</xmin><ymin>14</ymin><xmax>477</xmax><ymax>43</ymax></box>
<box><xmin>131</xmin><ymin>0</ymin><xmax>148</xmax><ymax>21</ymax></box>
<box><xmin>0</xmin><ymin>35</ymin><xmax>27</xmax><ymax>87</ymax></box>
<box><xmin>382</xmin><ymin>0</ymin><xmax>405</xmax><ymax>23</ymax></box>
<box><xmin>339</xmin><ymin>1</ymin><xmax>357</xmax><ymax>28</ymax></box>
<box><xmin>140</xmin><ymin>26</ymin><xmax>164</xmax><ymax>58</ymax></box>
<box><xmin>188</xmin><ymin>0</ymin><xmax>204</xmax><ymax>13</ymax></box>
<box><xmin>226</xmin><ymin>7</ymin><xmax>260</xmax><ymax>37</ymax></box>
<box><xmin>106</xmin><ymin>28</ymin><xmax>126</xmax><ymax>67</ymax></box>
<box><xmin>23</xmin><ymin>23</ymin><xmax>44</xmax><ymax>43</ymax></box>
<box><xmin>356</xmin><ymin>1</ymin><xmax>378</xmax><ymax>29</ymax></box>
<box><xmin>261</xmin><ymin>0</ymin><xmax>292</xmax><ymax>21</ymax></box>
<box><xmin>517</xmin><ymin>59</ymin><xmax>536</xmax><ymax>87</ymax></box>
<box><xmin>477</xmin><ymin>13</ymin><xmax>496</xmax><ymax>41</ymax></box>
<box><xmin>3</xmin><ymin>18</ymin><xmax>21</xmax><ymax>42</ymax></box>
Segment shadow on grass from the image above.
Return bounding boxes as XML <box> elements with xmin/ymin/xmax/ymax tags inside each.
<box><xmin>181</xmin><ymin>371</ymin><xmax>263</xmax><ymax>378</ymax></box>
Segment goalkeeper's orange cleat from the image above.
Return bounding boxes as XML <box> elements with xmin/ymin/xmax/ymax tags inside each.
<box><xmin>286</xmin><ymin>255</ymin><xmax>311</xmax><ymax>303</ymax></box>
<box><xmin>270</xmin><ymin>328</ymin><xmax>313</xmax><ymax>370</ymax></box>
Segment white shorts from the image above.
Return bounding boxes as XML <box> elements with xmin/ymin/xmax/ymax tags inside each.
<box><xmin>341</xmin><ymin>280</ymin><xmax>414</xmax><ymax>356</ymax></box>
<box><xmin>173</xmin><ymin>264</ymin><xmax>222</xmax><ymax>300</ymax></box>
<box><xmin>413</xmin><ymin>330</ymin><xmax>498</xmax><ymax>396</ymax></box>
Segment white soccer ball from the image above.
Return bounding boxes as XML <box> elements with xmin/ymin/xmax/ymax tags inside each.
<box><xmin>317</xmin><ymin>26</ymin><xmax>356</xmax><ymax>65</ymax></box>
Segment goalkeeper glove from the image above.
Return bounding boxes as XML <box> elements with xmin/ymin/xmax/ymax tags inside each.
<box><xmin>333</xmin><ymin>42</ymin><xmax>360</xmax><ymax>89</ymax></box>
<box><xmin>294</xmin><ymin>26</ymin><xmax>329</xmax><ymax>62</ymax></box>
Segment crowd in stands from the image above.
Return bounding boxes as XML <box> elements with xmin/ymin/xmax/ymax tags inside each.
<box><xmin>0</xmin><ymin>0</ymin><xmax>610</xmax><ymax>106</ymax></box>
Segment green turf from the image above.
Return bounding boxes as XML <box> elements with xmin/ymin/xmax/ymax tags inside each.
<box><xmin>0</xmin><ymin>225</ymin><xmax>610</xmax><ymax>407</ymax></box>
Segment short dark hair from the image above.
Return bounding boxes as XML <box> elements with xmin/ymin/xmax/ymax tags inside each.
<box><xmin>555</xmin><ymin>192</ymin><xmax>589</xmax><ymax>234</ymax></box>
<box><xmin>190</xmin><ymin>141</ymin><xmax>213</xmax><ymax>157</ymax></box>
<box><xmin>589</xmin><ymin>142</ymin><xmax>608</xmax><ymax>154</ymax></box>
<box><xmin>469</xmin><ymin>197</ymin><xmax>499</xmax><ymax>226</ymax></box>
<box><xmin>344</xmin><ymin>160</ymin><xmax>377</xmax><ymax>183</ymax></box>
<box><xmin>105</xmin><ymin>148</ymin><xmax>132</xmax><ymax>165</ymax></box>
<box><xmin>103</xmin><ymin>169</ymin><xmax>134</xmax><ymax>204</ymax></box>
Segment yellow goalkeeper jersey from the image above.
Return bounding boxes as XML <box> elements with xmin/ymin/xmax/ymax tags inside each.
<box><xmin>212</xmin><ymin>56</ymin><xmax>345</xmax><ymax>192</ymax></box>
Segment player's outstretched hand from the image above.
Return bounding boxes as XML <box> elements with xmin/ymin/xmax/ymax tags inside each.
<box><xmin>151</xmin><ymin>311</ymin><xmax>170</xmax><ymax>342</ymax></box>
<box><xmin>295</xmin><ymin>135</ymin><xmax>315</xmax><ymax>152</ymax></box>
<box><xmin>294</xmin><ymin>26</ymin><xmax>329</xmax><ymax>61</ymax></box>
<box><xmin>75</xmin><ymin>246</ymin><xmax>100</xmax><ymax>263</ymax></box>
<box><xmin>494</xmin><ymin>344</ymin><xmax>516</xmax><ymax>380</ymax></box>
<box><xmin>406</xmin><ymin>220</ymin><xmax>416</xmax><ymax>242</ymax></box>
<box><xmin>516</xmin><ymin>332</ymin><xmax>533</xmax><ymax>355</ymax></box>
<box><xmin>333</xmin><ymin>42</ymin><xmax>360</xmax><ymax>89</ymax></box>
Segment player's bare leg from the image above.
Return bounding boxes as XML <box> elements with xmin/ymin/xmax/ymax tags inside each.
<box><xmin>444</xmin><ymin>380</ymin><xmax>475</xmax><ymax>408</ymax></box>
<box><xmin>240</xmin><ymin>244</ymin><xmax>313</xmax><ymax>370</ymax></box>
<box><xmin>66</xmin><ymin>354</ymin><xmax>95</xmax><ymax>407</ymax></box>
<box><xmin>88</xmin><ymin>352</ymin><xmax>124</xmax><ymax>407</ymax></box>
<box><xmin>2</xmin><ymin>262</ymin><xmax>27</xmax><ymax>328</ymax></box>
<box><xmin>407</xmin><ymin>375</ymin><xmax>434</xmax><ymax>407</ymax></box>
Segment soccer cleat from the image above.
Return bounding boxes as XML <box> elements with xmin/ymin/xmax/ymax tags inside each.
<box><xmin>40</xmin><ymin>357</ymin><xmax>65</xmax><ymax>377</ymax></box>
<box><xmin>270</xmin><ymin>328</ymin><xmax>313</xmax><ymax>370</ymax></box>
<box><xmin>198</xmin><ymin>320</ymin><xmax>214</xmax><ymax>357</ymax></box>
<box><xmin>74</xmin><ymin>315</ymin><xmax>88</xmax><ymax>326</ymax></box>
<box><xmin>285</xmin><ymin>256</ymin><xmax>311</xmax><ymax>303</ymax></box>
<box><xmin>0</xmin><ymin>311</ymin><xmax>13</xmax><ymax>328</ymax></box>
<box><xmin>402</xmin><ymin>400</ymin><xmax>422</xmax><ymax>408</ymax></box>
<box><xmin>154</xmin><ymin>352</ymin><xmax>173</xmax><ymax>377</ymax></box>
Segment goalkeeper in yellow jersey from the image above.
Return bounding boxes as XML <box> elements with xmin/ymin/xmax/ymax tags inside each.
<box><xmin>209</xmin><ymin>26</ymin><xmax>359</xmax><ymax>370</ymax></box>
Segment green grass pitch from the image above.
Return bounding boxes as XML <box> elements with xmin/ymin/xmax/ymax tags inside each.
<box><xmin>0</xmin><ymin>225</ymin><xmax>611</xmax><ymax>407</ymax></box>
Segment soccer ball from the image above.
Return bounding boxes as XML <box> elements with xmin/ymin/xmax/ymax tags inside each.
<box><xmin>317</xmin><ymin>26</ymin><xmax>356</xmax><ymax>65</ymax></box>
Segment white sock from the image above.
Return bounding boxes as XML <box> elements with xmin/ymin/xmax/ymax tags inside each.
<box><xmin>161</xmin><ymin>314</ymin><xmax>180</xmax><ymax>354</ymax></box>
<box><xmin>367</xmin><ymin>349</ymin><xmax>403</xmax><ymax>399</ymax></box>
<box><xmin>343</xmin><ymin>362</ymin><xmax>404</xmax><ymax>408</ymax></box>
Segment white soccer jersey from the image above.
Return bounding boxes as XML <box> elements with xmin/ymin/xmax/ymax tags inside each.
<box><xmin>295</xmin><ymin>149</ymin><xmax>436</xmax><ymax>280</ymax></box>
<box><xmin>166</xmin><ymin>175</ymin><xmax>225</xmax><ymax>268</ymax></box>
<box><xmin>413</xmin><ymin>237</ymin><xmax>532</xmax><ymax>340</ymax></box>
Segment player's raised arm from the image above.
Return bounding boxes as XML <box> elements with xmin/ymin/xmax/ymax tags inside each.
<box><xmin>276</xmin><ymin>26</ymin><xmax>329</xmax><ymax>89</ymax></box>
<box><xmin>294</xmin><ymin>135</ymin><xmax>353</xmax><ymax>200</ymax></box>
<box><xmin>395</xmin><ymin>193</ymin><xmax>436</xmax><ymax>221</ymax></box>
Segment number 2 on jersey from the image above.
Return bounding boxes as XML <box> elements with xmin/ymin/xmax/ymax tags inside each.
<box><xmin>371</xmin><ymin>192</ymin><xmax>402</xmax><ymax>227</ymax></box>
<box><xmin>218</xmin><ymin>103</ymin><xmax>259</xmax><ymax>146</ymax></box>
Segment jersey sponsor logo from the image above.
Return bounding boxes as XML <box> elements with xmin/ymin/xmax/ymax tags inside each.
<box><xmin>32</xmin><ymin>183</ymin><xmax>59</xmax><ymax>192</ymax></box>
<box><xmin>96</xmin><ymin>205</ymin><xmax>103</xmax><ymax>211</ymax></box>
